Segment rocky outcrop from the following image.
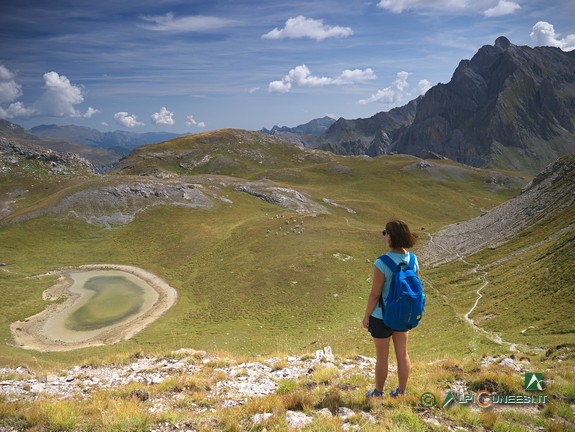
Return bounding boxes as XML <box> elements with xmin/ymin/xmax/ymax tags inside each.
<box><xmin>0</xmin><ymin>137</ymin><xmax>96</xmax><ymax>176</ymax></box>
<box><xmin>236</xmin><ymin>181</ymin><xmax>329</xmax><ymax>215</ymax></box>
<box><xmin>419</xmin><ymin>154</ymin><xmax>575</xmax><ymax>265</ymax></box>
<box><xmin>0</xmin><ymin>348</ymin><xmax>530</xmax><ymax>431</ymax></box>
<box><xmin>2</xmin><ymin>175</ymin><xmax>330</xmax><ymax>228</ymax></box>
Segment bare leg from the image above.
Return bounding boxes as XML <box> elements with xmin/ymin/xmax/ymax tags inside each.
<box><xmin>373</xmin><ymin>337</ymin><xmax>391</xmax><ymax>392</ymax></box>
<box><xmin>392</xmin><ymin>331</ymin><xmax>410</xmax><ymax>391</ymax></box>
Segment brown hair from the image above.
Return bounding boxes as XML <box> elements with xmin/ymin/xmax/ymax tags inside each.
<box><xmin>385</xmin><ymin>219</ymin><xmax>417</xmax><ymax>249</ymax></box>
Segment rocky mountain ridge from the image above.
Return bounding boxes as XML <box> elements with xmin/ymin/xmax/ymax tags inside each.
<box><xmin>261</xmin><ymin>116</ymin><xmax>336</xmax><ymax>136</ymax></box>
<box><xmin>284</xmin><ymin>38</ymin><xmax>575</xmax><ymax>175</ymax></box>
<box><xmin>395</xmin><ymin>37</ymin><xmax>575</xmax><ymax>174</ymax></box>
<box><xmin>11</xmin><ymin>35</ymin><xmax>575</xmax><ymax>177</ymax></box>
<box><xmin>0</xmin><ymin>136</ymin><xmax>95</xmax><ymax>177</ymax></box>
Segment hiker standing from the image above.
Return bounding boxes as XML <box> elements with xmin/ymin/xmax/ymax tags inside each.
<box><xmin>362</xmin><ymin>219</ymin><xmax>421</xmax><ymax>398</ymax></box>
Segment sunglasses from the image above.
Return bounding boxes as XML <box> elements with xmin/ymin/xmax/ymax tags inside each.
<box><xmin>382</xmin><ymin>229</ymin><xmax>387</xmax><ymax>236</ymax></box>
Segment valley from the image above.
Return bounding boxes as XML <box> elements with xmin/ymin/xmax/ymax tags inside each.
<box><xmin>0</xmin><ymin>127</ymin><xmax>573</xmax><ymax>431</ymax></box>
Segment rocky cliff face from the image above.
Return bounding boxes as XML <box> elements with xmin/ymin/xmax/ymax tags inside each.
<box><xmin>319</xmin><ymin>37</ymin><xmax>575</xmax><ymax>175</ymax></box>
<box><xmin>320</xmin><ymin>97</ymin><xmax>420</xmax><ymax>156</ymax></box>
<box><xmin>397</xmin><ymin>37</ymin><xmax>575</xmax><ymax>174</ymax></box>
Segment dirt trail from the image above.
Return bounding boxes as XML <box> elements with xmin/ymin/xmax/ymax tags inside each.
<box><xmin>422</xmin><ymin>233</ymin><xmax>517</xmax><ymax>350</ymax></box>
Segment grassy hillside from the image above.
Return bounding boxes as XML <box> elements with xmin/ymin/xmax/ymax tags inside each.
<box><xmin>0</xmin><ymin>129</ymin><xmax>532</xmax><ymax>366</ymax></box>
<box><xmin>1</xmin><ymin>130</ymin><xmax>574</xmax><ymax>431</ymax></box>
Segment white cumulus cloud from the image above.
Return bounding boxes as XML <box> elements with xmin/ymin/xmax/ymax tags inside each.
<box><xmin>151</xmin><ymin>107</ymin><xmax>175</xmax><ymax>125</ymax></box>
<box><xmin>185</xmin><ymin>115</ymin><xmax>205</xmax><ymax>128</ymax></box>
<box><xmin>114</xmin><ymin>112</ymin><xmax>144</xmax><ymax>127</ymax></box>
<box><xmin>0</xmin><ymin>67</ymin><xmax>97</xmax><ymax>120</ymax></box>
<box><xmin>269</xmin><ymin>65</ymin><xmax>375</xmax><ymax>93</ymax></box>
<box><xmin>139</xmin><ymin>12</ymin><xmax>233</xmax><ymax>32</ymax></box>
<box><xmin>83</xmin><ymin>107</ymin><xmax>100</xmax><ymax>118</ymax></box>
<box><xmin>35</xmin><ymin>71</ymin><xmax>84</xmax><ymax>117</ymax></box>
<box><xmin>262</xmin><ymin>16</ymin><xmax>353</xmax><ymax>41</ymax></box>
<box><xmin>530</xmin><ymin>21</ymin><xmax>575</xmax><ymax>51</ymax></box>
<box><xmin>0</xmin><ymin>101</ymin><xmax>36</xmax><ymax>119</ymax></box>
<box><xmin>0</xmin><ymin>65</ymin><xmax>23</xmax><ymax>104</ymax></box>
<box><xmin>358</xmin><ymin>71</ymin><xmax>431</xmax><ymax>107</ymax></box>
<box><xmin>484</xmin><ymin>0</ymin><xmax>520</xmax><ymax>17</ymax></box>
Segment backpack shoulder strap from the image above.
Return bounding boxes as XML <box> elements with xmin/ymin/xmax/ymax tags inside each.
<box><xmin>407</xmin><ymin>252</ymin><xmax>415</xmax><ymax>270</ymax></box>
<box><xmin>379</xmin><ymin>254</ymin><xmax>398</xmax><ymax>274</ymax></box>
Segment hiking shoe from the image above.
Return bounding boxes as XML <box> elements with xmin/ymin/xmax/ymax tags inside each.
<box><xmin>366</xmin><ymin>388</ymin><xmax>383</xmax><ymax>398</ymax></box>
<box><xmin>390</xmin><ymin>387</ymin><xmax>406</xmax><ymax>398</ymax></box>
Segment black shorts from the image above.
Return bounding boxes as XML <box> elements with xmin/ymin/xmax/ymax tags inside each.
<box><xmin>368</xmin><ymin>316</ymin><xmax>405</xmax><ymax>339</ymax></box>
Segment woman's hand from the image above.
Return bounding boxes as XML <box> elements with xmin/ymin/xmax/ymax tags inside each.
<box><xmin>362</xmin><ymin>315</ymin><xmax>370</xmax><ymax>329</ymax></box>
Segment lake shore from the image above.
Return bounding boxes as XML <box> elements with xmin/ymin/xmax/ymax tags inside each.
<box><xmin>9</xmin><ymin>264</ymin><xmax>178</xmax><ymax>352</ymax></box>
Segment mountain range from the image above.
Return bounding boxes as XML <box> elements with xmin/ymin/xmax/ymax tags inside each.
<box><xmin>266</xmin><ymin>37</ymin><xmax>575</xmax><ymax>175</ymax></box>
<box><xmin>7</xmin><ymin>37</ymin><xmax>574</xmax><ymax>177</ymax></box>
<box><xmin>30</xmin><ymin>124</ymin><xmax>183</xmax><ymax>153</ymax></box>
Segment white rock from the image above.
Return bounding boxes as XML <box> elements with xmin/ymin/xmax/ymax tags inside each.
<box><xmin>338</xmin><ymin>407</ymin><xmax>355</xmax><ymax>420</ymax></box>
<box><xmin>252</xmin><ymin>413</ymin><xmax>272</xmax><ymax>424</ymax></box>
<box><xmin>286</xmin><ymin>410</ymin><xmax>313</xmax><ymax>428</ymax></box>
<box><xmin>315</xmin><ymin>408</ymin><xmax>333</xmax><ymax>418</ymax></box>
<box><xmin>424</xmin><ymin>417</ymin><xmax>441</xmax><ymax>426</ymax></box>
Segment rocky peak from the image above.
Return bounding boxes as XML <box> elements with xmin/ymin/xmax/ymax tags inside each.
<box><xmin>396</xmin><ymin>37</ymin><xmax>575</xmax><ymax>174</ymax></box>
<box><xmin>313</xmin><ymin>37</ymin><xmax>575</xmax><ymax>175</ymax></box>
<box><xmin>494</xmin><ymin>36</ymin><xmax>512</xmax><ymax>50</ymax></box>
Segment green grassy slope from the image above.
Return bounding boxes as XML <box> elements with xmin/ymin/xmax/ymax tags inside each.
<box><xmin>0</xmin><ymin>129</ymin><xmax>538</xmax><ymax>367</ymax></box>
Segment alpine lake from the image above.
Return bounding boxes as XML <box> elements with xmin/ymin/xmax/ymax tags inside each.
<box><xmin>42</xmin><ymin>270</ymin><xmax>159</xmax><ymax>343</ymax></box>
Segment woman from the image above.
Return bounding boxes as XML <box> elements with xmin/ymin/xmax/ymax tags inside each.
<box><xmin>362</xmin><ymin>219</ymin><xmax>419</xmax><ymax>398</ymax></box>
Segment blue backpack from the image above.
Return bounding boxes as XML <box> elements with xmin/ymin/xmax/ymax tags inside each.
<box><xmin>378</xmin><ymin>252</ymin><xmax>425</xmax><ymax>331</ymax></box>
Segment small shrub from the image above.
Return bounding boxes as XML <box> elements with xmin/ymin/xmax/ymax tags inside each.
<box><xmin>319</xmin><ymin>387</ymin><xmax>344</xmax><ymax>413</ymax></box>
<box><xmin>480</xmin><ymin>410</ymin><xmax>499</xmax><ymax>429</ymax></box>
<box><xmin>310</xmin><ymin>366</ymin><xmax>340</xmax><ymax>384</ymax></box>
<box><xmin>276</xmin><ymin>378</ymin><xmax>298</xmax><ymax>395</ymax></box>
<box><xmin>280</xmin><ymin>388</ymin><xmax>316</xmax><ymax>412</ymax></box>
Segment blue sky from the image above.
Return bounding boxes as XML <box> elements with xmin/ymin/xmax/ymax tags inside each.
<box><xmin>1</xmin><ymin>0</ymin><xmax>574</xmax><ymax>134</ymax></box>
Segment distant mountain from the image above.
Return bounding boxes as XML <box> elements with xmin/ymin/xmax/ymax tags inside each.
<box><xmin>260</xmin><ymin>116</ymin><xmax>337</xmax><ymax>149</ymax></box>
<box><xmin>312</xmin><ymin>37</ymin><xmax>575</xmax><ymax>175</ymax></box>
<box><xmin>0</xmin><ymin>119</ymin><xmax>41</xmax><ymax>141</ymax></box>
<box><xmin>320</xmin><ymin>97</ymin><xmax>421</xmax><ymax>156</ymax></box>
<box><xmin>25</xmin><ymin>124</ymin><xmax>186</xmax><ymax>171</ymax></box>
<box><xmin>30</xmin><ymin>124</ymin><xmax>185</xmax><ymax>154</ymax></box>
<box><xmin>261</xmin><ymin>116</ymin><xmax>336</xmax><ymax>135</ymax></box>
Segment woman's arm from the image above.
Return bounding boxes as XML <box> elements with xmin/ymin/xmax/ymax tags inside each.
<box><xmin>362</xmin><ymin>266</ymin><xmax>385</xmax><ymax>328</ymax></box>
